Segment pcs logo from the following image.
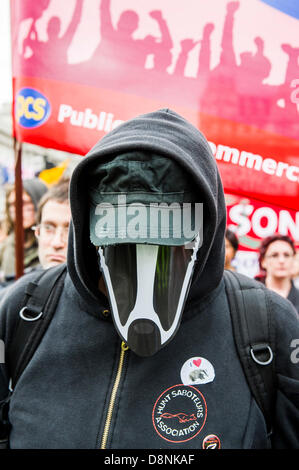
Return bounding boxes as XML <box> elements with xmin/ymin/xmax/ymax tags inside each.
<box><xmin>15</xmin><ymin>88</ymin><xmax>51</xmax><ymax>128</ymax></box>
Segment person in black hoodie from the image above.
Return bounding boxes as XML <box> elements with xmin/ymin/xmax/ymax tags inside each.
<box><xmin>0</xmin><ymin>109</ymin><xmax>298</xmax><ymax>449</ymax></box>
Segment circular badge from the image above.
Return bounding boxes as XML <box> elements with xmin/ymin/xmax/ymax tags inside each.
<box><xmin>202</xmin><ymin>434</ymin><xmax>221</xmax><ymax>449</ymax></box>
<box><xmin>181</xmin><ymin>357</ymin><xmax>215</xmax><ymax>386</ymax></box>
<box><xmin>152</xmin><ymin>384</ymin><xmax>207</xmax><ymax>443</ymax></box>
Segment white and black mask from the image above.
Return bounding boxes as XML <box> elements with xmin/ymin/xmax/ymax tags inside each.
<box><xmin>97</xmin><ymin>235</ymin><xmax>200</xmax><ymax>356</ymax></box>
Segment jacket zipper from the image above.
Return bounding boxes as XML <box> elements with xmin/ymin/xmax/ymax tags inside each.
<box><xmin>100</xmin><ymin>341</ymin><xmax>129</xmax><ymax>449</ymax></box>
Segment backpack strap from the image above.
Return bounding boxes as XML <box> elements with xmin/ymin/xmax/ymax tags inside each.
<box><xmin>7</xmin><ymin>263</ymin><xmax>67</xmax><ymax>390</ymax></box>
<box><xmin>223</xmin><ymin>269</ymin><xmax>276</xmax><ymax>435</ymax></box>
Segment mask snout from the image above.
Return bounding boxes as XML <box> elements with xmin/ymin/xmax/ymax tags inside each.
<box><xmin>127</xmin><ymin>319</ymin><xmax>161</xmax><ymax>357</ymax></box>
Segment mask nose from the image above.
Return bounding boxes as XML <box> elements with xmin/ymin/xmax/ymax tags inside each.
<box><xmin>127</xmin><ymin>319</ymin><xmax>161</xmax><ymax>357</ymax></box>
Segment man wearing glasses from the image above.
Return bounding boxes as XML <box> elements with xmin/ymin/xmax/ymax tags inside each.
<box><xmin>34</xmin><ymin>178</ymin><xmax>71</xmax><ymax>269</ymax></box>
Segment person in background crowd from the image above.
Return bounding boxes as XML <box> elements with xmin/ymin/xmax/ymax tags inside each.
<box><xmin>224</xmin><ymin>228</ymin><xmax>239</xmax><ymax>271</ymax></box>
<box><xmin>0</xmin><ymin>179</ymin><xmax>70</xmax><ymax>300</ymax></box>
<box><xmin>292</xmin><ymin>250</ymin><xmax>299</xmax><ymax>290</ymax></box>
<box><xmin>0</xmin><ymin>178</ymin><xmax>47</xmax><ymax>284</ymax></box>
<box><xmin>256</xmin><ymin>234</ymin><xmax>299</xmax><ymax>313</ymax></box>
<box><xmin>33</xmin><ymin>178</ymin><xmax>71</xmax><ymax>269</ymax></box>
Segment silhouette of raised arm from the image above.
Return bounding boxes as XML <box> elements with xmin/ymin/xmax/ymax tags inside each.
<box><xmin>173</xmin><ymin>39</ymin><xmax>198</xmax><ymax>76</ymax></box>
<box><xmin>149</xmin><ymin>10</ymin><xmax>173</xmax><ymax>50</ymax></box>
<box><xmin>219</xmin><ymin>1</ymin><xmax>239</xmax><ymax>68</ymax></box>
<box><xmin>100</xmin><ymin>0</ymin><xmax>114</xmax><ymax>37</ymax></box>
<box><xmin>149</xmin><ymin>10</ymin><xmax>173</xmax><ymax>72</ymax></box>
<box><xmin>62</xmin><ymin>0</ymin><xmax>84</xmax><ymax>48</ymax></box>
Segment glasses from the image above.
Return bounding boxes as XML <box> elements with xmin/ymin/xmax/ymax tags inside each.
<box><xmin>33</xmin><ymin>223</ymin><xmax>69</xmax><ymax>242</ymax></box>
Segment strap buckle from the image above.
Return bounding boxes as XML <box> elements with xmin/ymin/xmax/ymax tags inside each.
<box><xmin>250</xmin><ymin>343</ymin><xmax>273</xmax><ymax>366</ymax></box>
<box><xmin>19</xmin><ymin>307</ymin><xmax>43</xmax><ymax>322</ymax></box>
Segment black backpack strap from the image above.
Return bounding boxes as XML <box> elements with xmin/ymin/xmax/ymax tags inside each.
<box><xmin>223</xmin><ymin>270</ymin><xmax>276</xmax><ymax>435</ymax></box>
<box><xmin>7</xmin><ymin>263</ymin><xmax>67</xmax><ymax>390</ymax></box>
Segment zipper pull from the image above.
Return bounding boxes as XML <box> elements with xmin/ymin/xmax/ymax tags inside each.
<box><xmin>121</xmin><ymin>341</ymin><xmax>129</xmax><ymax>351</ymax></box>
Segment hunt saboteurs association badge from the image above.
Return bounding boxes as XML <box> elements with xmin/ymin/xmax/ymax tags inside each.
<box><xmin>152</xmin><ymin>384</ymin><xmax>207</xmax><ymax>443</ymax></box>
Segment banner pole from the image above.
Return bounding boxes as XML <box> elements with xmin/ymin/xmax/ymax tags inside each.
<box><xmin>14</xmin><ymin>138</ymin><xmax>24</xmax><ymax>279</ymax></box>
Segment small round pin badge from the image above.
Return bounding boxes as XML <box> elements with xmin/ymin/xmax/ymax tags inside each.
<box><xmin>202</xmin><ymin>434</ymin><xmax>221</xmax><ymax>449</ymax></box>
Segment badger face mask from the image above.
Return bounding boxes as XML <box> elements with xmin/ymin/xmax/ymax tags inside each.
<box><xmin>97</xmin><ymin>236</ymin><xmax>200</xmax><ymax>357</ymax></box>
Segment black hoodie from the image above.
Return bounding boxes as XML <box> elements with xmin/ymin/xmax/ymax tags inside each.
<box><xmin>68</xmin><ymin>109</ymin><xmax>226</xmax><ymax>304</ymax></box>
<box><xmin>0</xmin><ymin>109</ymin><xmax>298</xmax><ymax>449</ymax></box>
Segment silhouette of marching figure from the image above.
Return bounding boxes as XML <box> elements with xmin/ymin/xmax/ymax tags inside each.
<box><xmin>90</xmin><ymin>0</ymin><xmax>175</xmax><ymax>85</ymax></box>
<box><xmin>199</xmin><ymin>1</ymin><xmax>240</xmax><ymax>119</ymax></box>
<box><xmin>237</xmin><ymin>37</ymin><xmax>271</xmax><ymax>92</ymax></box>
<box><xmin>217</xmin><ymin>1</ymin><xmax>239</xmax><ymax>74</ymax></box>
<box><xmin>146</xmin><ymin>10</ymin><xmax>173</xmax><ymax>73</ymax></box>
<box><xmin>278</xmin><ymin>44</ymin><xmax>299</xmax><ymax>114</ymax></box>
<box><xmin>21</xmin><ymin>0</ymin><xmax>83</xmax><ymax>77</ymax></box>
<box><xmin>196</xmin><ymin>23</ymin><xmax>215</xmax><ymax>78</ymax></box>
<box><xmin>172</xmin><ymin>23</ymin><xmax>214</xmax><ymax>107</ymax></box>
<box><xmin>91</xmin><ymin>0</ymin><xmax>157</xmax><ymax>79</ymax></box>
<box><xmin>236</xmin><ymin>37</ymin><xmax>273</xmax><ymax>122</ymax></box>
<box><xmin>251</xmin><ymin>37</ymin><xmax>271</xmax><ymax>84</ymax></box>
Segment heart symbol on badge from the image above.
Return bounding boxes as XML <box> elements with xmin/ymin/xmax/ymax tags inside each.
<box><xmin>193</xmin><ymin>358</ymin><xmax>202</xmax><ymax>368</ymax></box>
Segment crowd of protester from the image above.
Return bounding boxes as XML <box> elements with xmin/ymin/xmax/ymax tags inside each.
<box><xmin>0</xmin><ymin>177</ymin><xmax>71</xmax><ymax>295</ymax></box>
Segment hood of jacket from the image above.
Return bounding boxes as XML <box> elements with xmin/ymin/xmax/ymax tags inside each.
<box><xmin>67</xmin><ymin>109</ymin><xmax>226</xmax><ymax>306</ymax></box>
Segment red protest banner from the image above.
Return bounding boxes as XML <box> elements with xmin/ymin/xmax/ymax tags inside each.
<box><xmin>10</xmin><ymin>0</ymin><xmax>299</xmax><ymax>210</ymax></box>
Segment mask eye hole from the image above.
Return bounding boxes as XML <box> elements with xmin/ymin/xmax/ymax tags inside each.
<box><xmin>153</xmin><ymin>246</ymin><xmax>193</xmax><ymax>330</ymax></box>
<box><xmin>101</xmin><ymin>244</ymin><xmax>137</xmax><ymax>326</ymax></box>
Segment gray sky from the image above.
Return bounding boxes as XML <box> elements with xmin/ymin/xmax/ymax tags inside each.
<box><xmin>0</xmin><ymin>0</ymin><xmax>12</xmax><ymax>106</ymax></box>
